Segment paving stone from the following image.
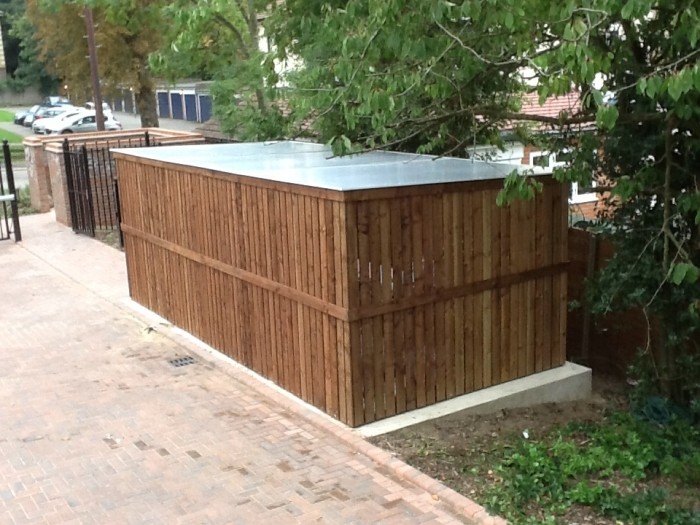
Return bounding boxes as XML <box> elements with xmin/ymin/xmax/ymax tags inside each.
<box><xmin>0</xmin><ymin>213</ymin><xmax>499</xmax><ymax>525</ymax></box>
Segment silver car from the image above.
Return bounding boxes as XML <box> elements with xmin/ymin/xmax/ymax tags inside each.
<box><xmin>45</xmin><ymin>111</ymin><xmax>123</xmax><ymax>134</ymax></box>
<box><xmin>32</xmin><ymin>106</ymin><xmax>79</xmax><ymax>134</ymax></box>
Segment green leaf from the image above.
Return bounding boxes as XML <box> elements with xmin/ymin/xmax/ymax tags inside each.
<box><xmin>645</xmin><ymin>77</ymin><xmax>661</xmax><ymax>98</ymax></box>
<box><xmin>591</xmin><ymin>89</ymin><xmax>604</xmax><ymax>106</ymax></box>
<box><xmin>621</xmin><ymin>0</ymin><xmax>635</xmax><ymax>19</ymax></box>
<box><xmin>504</xmin><ymin>11</ymin><xmax>514</xmax><ymax>29</ymax></box>
<box><xmin>666</xmin><ymin>74</ymin><xmax>691</xmax><ymax>101</ymax></box>
<box><xmin>671</xmin><ymin>263</ymin><xmax>700</xmax><ymax>285</ymax></box>
<box><xmin>637</xmin><ymin>77</ymin><xmax>647</xmax><ymax>95</ymax></box>
<box><xmin>596</xmin><ymin>105</ymin><xmax>619</xmax><ymax>130</ymax></box>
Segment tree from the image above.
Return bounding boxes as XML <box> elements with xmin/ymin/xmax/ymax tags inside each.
<box><xmin>268</xmin><ymin>0</ymin><xmax>700</xmax><ymax>406</ymax></box>
<box><xmin>25</xmin><ymin>0</ymin><xmax>162</xmax><ymax>127</ymax></box>
<box><xmin>2</xmin><ymin>0</ymin><xmax>58</xmax><ymax>94</ymax></box>
<box><xmin>1</xmin><ymin>0</ymin><xmax>28</xmax><ymax>77</ymax></box>
<box><xmin>270</xmin><ymin>0</ymin><xmax>529</xmax><ymax>154</ymax></box>
<box><xmin>150</xmin><ymin>0</ymin><xmax>287</xmax><ymax>140</ymax></box>
<box><xmin>84</xmin><ymin>0</ymin><xmax>163</xmax><ymax>127</ymax></box>
<box><xmin>25</xmin><ymin>0</ymin><xmax>91</xmax><ymax>100</ymax></box>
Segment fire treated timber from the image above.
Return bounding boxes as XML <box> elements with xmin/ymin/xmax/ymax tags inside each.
<box><xmin>114</xmin><ymin>143</ymin><xmax>567</xmax><ymax>427</ymax></box>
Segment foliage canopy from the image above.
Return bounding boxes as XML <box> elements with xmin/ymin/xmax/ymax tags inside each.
<box><xmin>23</xmin><ymin>0</ymin><xmax>162</xmax><ymax>126</ymax></box>
<box><xmin>270</xmin><ymin>0</ymin><xmax>700</xmax><ymax>405</ymax></box>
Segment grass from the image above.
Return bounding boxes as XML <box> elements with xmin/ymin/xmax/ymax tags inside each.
<box><xmin>16</xmin><ymin>186</ymin><xmax>37</xmax><ymax>215</ymax></box>
<box><xmin>0</xmin><ymin>125</ymin><xmax>28</xmax><ymax>163</ymax></box>
<box><xmin>476</xmin><ymin>411</ymin><xmax>700</xmax><ymax>525</ymax></box>
<box><xmin>0</xmin><ymin>187</ymin><xmax>37</xmax><ymax>225</ymax></box>
<box><xmin>9</xmin><ymin>143</ymin><xmax>25</xmax><ymax>163</ymax></box>
<box><xmin>0</xmin><ymin>129</ymin><xmax>25</xmax><ymax>144</ymax></box>
<box><xmin>0</xmin><ymin>109</ymin><xmax>14</xmax><ymax>123</ymax></box>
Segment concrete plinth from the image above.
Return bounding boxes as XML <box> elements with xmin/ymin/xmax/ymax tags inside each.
<box><xmin>357</xmin><ymin>362</ymin><xmax>592</xmax><ymax>437</ymax></box>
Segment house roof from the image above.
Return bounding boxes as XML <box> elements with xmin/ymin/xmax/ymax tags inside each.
<box><xmin>520</xmin><ymin>91</ymin><xmax>582</xmax><ymax>120</ymax></box>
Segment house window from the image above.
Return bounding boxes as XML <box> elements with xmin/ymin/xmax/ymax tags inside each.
<box><xmin>530</xmin><ymin>150</ymin><xmax>598</xmax><ymax>204</ymax></box>
<box><xmin>570</xmin><ymin>182</ymin><xmax>598</xmax><ymax>203</ymax></box>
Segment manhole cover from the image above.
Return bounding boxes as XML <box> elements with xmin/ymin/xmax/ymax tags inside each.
<box><xmin>168</xmin><ymin>356</ymin><xmax>196</xmax><ymax>368</ymax></box>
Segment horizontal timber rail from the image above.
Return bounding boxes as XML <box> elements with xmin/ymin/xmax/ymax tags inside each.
<box><xmin>122</xmin><ymin>223</ymin><xmax>566</xmax><ymax>323</ymax></box>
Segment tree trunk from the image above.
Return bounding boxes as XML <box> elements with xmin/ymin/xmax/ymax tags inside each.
<box><xmin>661</xmin><ymin>119</ymin><xmax>679</xmax><ymax>402</ymax></box>
<box><xmin>134</xmin><ymin>65</ymin><xmax>159</xmax><ymax>128</ymax></box>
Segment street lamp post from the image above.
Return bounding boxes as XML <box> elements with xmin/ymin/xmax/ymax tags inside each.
<box><xmin>84</xmin><ymin>7</ymin><xmax>105</xmax><ymax>131</ymax></box>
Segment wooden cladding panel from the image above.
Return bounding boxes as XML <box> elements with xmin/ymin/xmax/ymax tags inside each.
<box><xmin>124</xmin><ymin>233</ymin><xmax>350</xmax><ymax>421</ymax></box>
<box><xmin>118</xmin><ymin>160</ymin><xmax>348</xmax><ymax>306</ymax></box>
<box><xmin>351</xmin><ymin>278</ymin><xmax>559</xmax><ymax>423</ymax></box>
<box><xmin>117</xmin><ymin>157</ymin><xmax>567</xmax><ymax>427</ymax></box>
<box><xmin>342</xmin><ymin>187</ymin><xmax>554</xmax><ymax>310</ymax></box>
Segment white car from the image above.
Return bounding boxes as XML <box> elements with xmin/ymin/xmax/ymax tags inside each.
<box><xmin>45</xmin><ymin>111</ymin><xmax>123</xmax><ymax>135</ymax></box>
<box><xmin>83</xmin><ymin>101</ymin><xmax>113</xmax><ymax>115</ymax></box>
<box><xmin>32</xmin><ymin>106</ymin><xmax>83</xmax><ymax>134</ymax></box>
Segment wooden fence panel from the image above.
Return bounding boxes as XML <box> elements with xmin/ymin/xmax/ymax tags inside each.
<box><xmin>567</xmin><ymin>227</ymin><xmax>651</xmax><ymax>375</ymax></box>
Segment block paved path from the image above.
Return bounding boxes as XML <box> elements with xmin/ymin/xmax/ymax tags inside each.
<box><xmin>0</xmin><ymin>213</ymin><xmax>489</xmax><ymax>525</ymax></box>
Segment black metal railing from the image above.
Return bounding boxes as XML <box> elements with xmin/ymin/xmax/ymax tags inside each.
<box><xmin>0</xmin><ymin>140</ymin><xmax>22</xmax><ymax>242</ymax></box>
<box><xmin>62</xmin><ymin>131</ymin><xmax>157</xmax><ymax>247</ymax></box>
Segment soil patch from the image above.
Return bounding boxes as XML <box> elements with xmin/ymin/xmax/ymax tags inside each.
<box><xmin>369</xmin><ymin>375</ymin><xmax>698</xmax><ymax>524</ymax></box>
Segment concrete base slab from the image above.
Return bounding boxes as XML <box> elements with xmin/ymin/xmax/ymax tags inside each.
<box><xmin>357</xmin><ymin>362</ymin><xmax>592</xmax><ymax>437</ymax></box>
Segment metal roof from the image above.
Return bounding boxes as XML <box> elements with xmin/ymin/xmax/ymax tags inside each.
<box><xmin>112</xmin><ymin>141</ymin><xmax>532</xmax><ymax>192</ymax></box>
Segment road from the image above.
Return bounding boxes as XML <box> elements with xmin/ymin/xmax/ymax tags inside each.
<box><xmin>2</xmin><ymin>108</ymin><xmax>201</xmax><ymax>137</ymax></box>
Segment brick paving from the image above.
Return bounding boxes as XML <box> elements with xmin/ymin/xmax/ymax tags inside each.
<box><xmin>0</xmin><ymin>213</ymin><xmax>498</xmax><ymax>525</ymax></box>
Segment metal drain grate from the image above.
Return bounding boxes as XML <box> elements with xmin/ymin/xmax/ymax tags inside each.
<box><xmin>168</xmin><ymin>356</ymin><xmax>196</xmax><ymax>368</ymax></box>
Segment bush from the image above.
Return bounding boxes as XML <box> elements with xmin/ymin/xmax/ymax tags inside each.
<box><xmin>484</xmin><ymin>411</ymin><xmax>700</xmax><ymax>524</ymax></box>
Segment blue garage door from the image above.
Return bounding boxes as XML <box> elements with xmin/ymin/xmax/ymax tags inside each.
<box><xmin>157</xmin><ymin>92</ymin><xmax>170</xmax><ymax>118</ymax></box>
<box><xmin>123</xmin><ymin>95</ymin><xmax>134</xmax><ymax>114</ymax></box>
<box><xmin>184</xmin><ymin>94</ymin><xmax>197</xmax><ymax>121</ymax></box>
<box><xmin>198</xmin><ymin>95</ymin><xmax>212</xmax><ymax>122</ymax></box>
<box><xmin>170</xmin><ymin>93</ymin><xmax>184</xmax><ymax>120</ymax></box>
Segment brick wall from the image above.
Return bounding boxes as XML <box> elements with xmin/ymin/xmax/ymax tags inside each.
<box><xmin>571</xmin><ymin>201</ymin><xmax>598</xmax><ymax>221</ymax></box>
<box><xmin>46</xmin><ymin>149</ymin><xmax>71</xmax><ymax>226</ymax></box>
<box><xmin>521</xmin><ymin>144</ymin><xmax>538</xmax><ymax>165</ymax></box>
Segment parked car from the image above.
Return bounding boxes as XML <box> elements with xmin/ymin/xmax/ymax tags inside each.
<box><xmin>45</xmin><ymin>111</ymin><xmax>122</xmax><ymax>135</ymax></box>
<box><xmin>31</xmin><ymin>105</ymin><xmax>77</xmax><ymax>131</ymax></box>
<box><xmin>33</xmin><ymin>107</ymin><xmax>86</xmax><ymax>135</ymax></box>
<box><xmin>14</xmin><ymin>104</ymin><xmax>40</xmax><ymax>125</ymax></box>
<box><xmin>83</xmin><ymin>101</ymin><xmax>112</xmax><ymax>115</ymax></box>
<box><xmin>40</xmin><ymin>95</ymin><xmax>72</xmax><ymax>107</ymax></box>
<box><xmin>23</xmin><ymin>107</ymin><xmax>43</xmax><ymax>127</ymax></box>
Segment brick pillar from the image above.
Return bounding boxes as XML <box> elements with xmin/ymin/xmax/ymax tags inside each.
<box><xmin>521</xmin><ymin>144</ymin><xmax>537</xmax><ymax>165</ymax></box>
<box><xmin>45</xmin><ymin>146</ymin><xmax>71</xmax><ymax>227</ymax></box>
<box><xmin>22</xmin><ymin>138</ymin><xmax>53</xmax><ymax>213</ymax></box>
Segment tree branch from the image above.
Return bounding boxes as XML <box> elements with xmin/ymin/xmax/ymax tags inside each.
<box><xmin>434</xmin><ymin>19</ymin><xmax>559</xmax><ymax>69</ymax></box>
<box><xmin>212</xmin><ymin>13</ymin><xmax>251</xmax><ymax>60</ymax></box>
